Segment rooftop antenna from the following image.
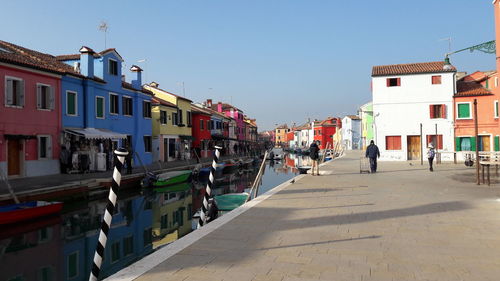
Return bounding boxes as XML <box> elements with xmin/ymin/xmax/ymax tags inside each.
<box><xmin>439</xmin><ymin>37</ymin><xmax>452</xmax><ymax>54</ymax></box>
<box><xmin>98</xmin><ymin>21</ymin><xmax>109</xmax><ymax>49</ymax></box>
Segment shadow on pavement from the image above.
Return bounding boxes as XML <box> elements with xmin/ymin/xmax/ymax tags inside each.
<box><xmin>256</xmin><ymin>235</ymin><xmax>382</xmax><ymax>250</ymax></box>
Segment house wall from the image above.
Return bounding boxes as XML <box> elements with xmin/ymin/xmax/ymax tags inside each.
<box><xmin>360</xmin><ymin>102</ymin><xmax>374</xmax><ymax>149</ymax></box>
<box><xmin>373</xmin><ymin>72</ymin><xmax>455</xmax><ymax>161</ymax></box>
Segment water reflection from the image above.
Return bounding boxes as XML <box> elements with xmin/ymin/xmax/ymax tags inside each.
<box><xmin>0</xmin><ymin>154</ymin><xmax>308</xmax><ymax>280</ymax></box>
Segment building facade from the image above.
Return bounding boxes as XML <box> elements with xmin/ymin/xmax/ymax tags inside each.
<box><xmin>342</xmin><ymin>115</ymin><xmax>362</xmax><ymax>150</ymax></box>
<box><xmin>359</xmin><ymin>102</ymin><xmax>374</xmax><ymax>149</ymax></box>
<box><xmin>313</xmin><ymin>117</ymin><xmax>341</xmax><ymax>150</ymax></box>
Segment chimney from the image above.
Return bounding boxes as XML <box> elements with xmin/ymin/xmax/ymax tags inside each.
<box><xmin>130</xmin><ymin>65</ymin><xmax>143</xmax><ymax>90</ymax></box>
<box><xmin>217</xmin><ymin>102</ymin><xmax>222</xmax><ymax>112</ymax></box>
<box><xmin>121</xmin><ymin>75</ymin><xmax>126</xmax><ymax>82</ymax></box>
<box><xmin>207</xmin><ymin>99</ymin><xmax>212</xmax><ymax>108</ymax></box>
<box><xmin>150</xmin><ymin>81</ymin><xmax>159</xmax><ymax>88</ymax></box>
<box><xmin>79</xmin><ymin>46</ymin><xmax>94</xmax><ymax>78</ymax></box>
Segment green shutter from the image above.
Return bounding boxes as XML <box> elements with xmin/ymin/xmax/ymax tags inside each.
<box><xmin>455</xmin><ymin>137</ymin><xmax>461</xmax><ymax>151</ymax></box>
<box><xmin>470</xmin><ymin>137</ymin><xmax>477</xmax><ymax>151</ymax></box>
<box><xmin>458</xmin><ymin>104</ymin><xmax>470</xmax><ymax>118</ymax></box>
<box><xmin>495</xmin><ymin>136</ymin><xmax>500</xmax><ymax>151</ymax></box>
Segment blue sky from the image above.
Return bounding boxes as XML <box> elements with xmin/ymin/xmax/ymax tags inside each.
<box><xmin>0</xmin><ymin>0</ymin><xmax>496</xmax><ymax>130</ymax></box>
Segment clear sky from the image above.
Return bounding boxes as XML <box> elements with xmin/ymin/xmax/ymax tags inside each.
<box><xmin>0</xmin><ymin>1</ymin><xmax>496</xmax><ymax>130</ymax></box>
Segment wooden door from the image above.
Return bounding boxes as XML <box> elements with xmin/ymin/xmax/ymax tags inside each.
<box><xmin>163</xmin><ymin>138</ymin><xmax>169</xmax><ymax>161</ymax></box>
<box><xmin>407</xmin><ymin>136</ymin><xmax>421</xmax><ymax>160</ymax></box>
<box><xmin>7</xmin><ymin>139</ymin><xmax>21</xmax><ymax>176</ymax></box>
<box><xmin>480</xmin><ymin>136</ymin><xmax>491</xmax><ymax>151</ymax></box>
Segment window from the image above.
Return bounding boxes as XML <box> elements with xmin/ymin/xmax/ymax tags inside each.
<box><xmin>143</xmin><ymin>228</ymin><xmax>152</xmax><ymax>247</ymax></box>
<box><xmin>172</xmin><ymin>112</ymin><xmax>178</xmax><ymax>125</ymax></box>
<box><xmin>429</xmin><ymin>104</ymin><xmax>445</xmax><ymax>119</ymax></box>
<box><xmin>426</xmin><ymin>135</ymin><xmax>443</xmax><ymax>149</ymax></box>
<box><xmin>110</xmin><ymin>93</ymin><xmax>119</xmax><ymax>114</ymax></box>
<box><xmin>5</xmin><ymin>76</ymin><xmax>24</xmax><ymax>107</ymax></box>
<box><xmin>385</xmin><ymin>136</ymin><xmax>401</xmax><ymax>150</ymax></box>
<box><xmin>123</xmin><ymin>96</ymin><xmax>133</xmax><ymax>116</ymax></box>
<box><xmin>188</xmin><ymin>204</ymin><xmax>192</xmax><ymax>220</ymax></box>
<box><xmin>143</xmin><ymin>136</ymin><xmax>152</xmax><ymax>152</ymax></box>
<box><xmin>96</xmin><ymin>96</ymin><xmax>104</xmax><ymax>119</ymax></box>
<box><xmin>160</xmin><ymin>214</ymin><xmax>168</xmax><ymax>229</ymax></box>
<box><xmin>386</xmin><ymin>78</ymin><xmax>401</xmax><ymax>87</ymax></box>
<box><xmin>38</xmin><ymin>227</ymin><xmax>52</xmax><ymax>243</ymax></box>
<box><xmin>178</xmin><ymin>109</ymin><xmax>183</xmax><ymax>125</ymax></box>
<box><xmin>38</xmin><ymin>267</ymin><xmax>53</xmax><ymax>281</ymax></box>
<box><xmin>457</xmin><ymin>103</ymin><xmax>471</xmax><ymax>119</ymax></box>
<box><xmin>143</xmin><ymin>101</ymin><xmax>151</xmax><ymax>118</ymax></box>
<box><xmin>67</xmin><ymin>252</ymin><xmax>78</xmax><ymax>279</ymax></box>
<box><xmin>495</xmin><ymin>101</ymin><xmax>499</xmax><ymax>118</ymax></box>
<box><xmin>187</xmin><ymin>111</ymin><xmax>192</xmax><ymax>126</ymax></box>
<box><xmin>431</xmin><ymin>75</ymin><xmax>442</xmax><ymax>85</ymax></box>
<box><xmin>66</xmin><ymin>91</ymin><xmax>77</xmax><ymax>116</ymax></box>
<box><xmin>38</xmin><ymin>136</ymin><xmax>51</xmax><ymax>159</ymax></box>
<box><xmin>109</xmin><ymin>59</ymin><xmax>118</xmax><ymax>76</ymax></box>
<box><xmin>160</xmin><ymin>110</ymin><xmax>167</xmax><ymax>124</ymax></box>
<box><xmin>111</xmin><ymin>241</ymin><xmax>120</xmax><ymax>263</ymax></box>
<box><xmin>123</xmin><ymin>236</ymin><xmax>134</xmax><ymax>257</ymax></box>
<box><xmin>200</xmin><ymin>119</ymin><xmax>204</xmax><ymax>130</ymax></box>
<box><xmin>37</xmin><ymin>84</ymin><xmax>54</xmax><ymax>110</ymax></box>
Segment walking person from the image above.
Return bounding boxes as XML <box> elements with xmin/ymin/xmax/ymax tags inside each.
<box><xmin>427</xmin><ymin>144</ymin><xmax>435</xmax><ymax>172</ymax></box>
<box><xmin>309</xmin><ymin>140</ymin><xmax>320</xmax><ymax>175</ymax></box>
<box><xmin>365</xmin><ymin>140</ymin><xmax>380</xmax><ymax>173</ymax></box>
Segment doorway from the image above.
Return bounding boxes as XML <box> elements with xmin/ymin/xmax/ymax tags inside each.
<box><xmin>479</xmin><ymin>135</ymin><xmax>491</xmax><ymax>151</ymax></box>
<box><xmin>7</xmin><ymin>139</ymin><xmax>22</xmax><ymax>176</ymax></box>
<box><xmin>407</xmin><ymin>135</ymin><xmax>421</xmax><ymax>160</ymax></box>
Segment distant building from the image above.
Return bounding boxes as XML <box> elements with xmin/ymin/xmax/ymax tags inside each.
<box><xmin>359</xmin><ymin>102</ymin><xmax>374</xmax><ymax>149</ymax></box>
<box><xmin>314</xmin><ymin>117</ymin><xmax>341</xmax><ymax>150</ymax></box>
<box><xmin>274</xmin><ymin>124</ymin><xmax>289</xmax><ymax>147</ymax></box>
<box><xmin>342</xmin><ymin>115</ymin><xmax>362</xmax><ymax>150</ymax></box>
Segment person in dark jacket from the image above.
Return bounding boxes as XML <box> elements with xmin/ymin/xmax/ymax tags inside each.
<box><xmin>309</xmin><ymin>141</ymin><xmax>320</xmax><ymax>175</ymax></box>
<box><xmin>365</xmin><ymin>140</ymin><xmax>380</xmax><ymax>173</ymax></box>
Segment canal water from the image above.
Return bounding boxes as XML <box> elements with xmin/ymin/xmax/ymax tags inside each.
<box><xmin>0</xmin><ymin>154</ymin><xmax>311</xmax><ymax>281</ymax></box>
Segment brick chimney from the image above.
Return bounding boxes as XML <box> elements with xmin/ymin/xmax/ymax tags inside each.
<box><xmin>207</xmin><ymin>99</ymin><xmax>212</xmax><ymax>108</ymax></box>
<box><xmin>217</xmin><ymin>102</ymin><xmax>222</xmax><ymax>112</ymax></box>
<box><xmin>130</xmin><ymin>65</ymin><xmax>143</xmax><ymax>90</ymax></box>
<box><xmin>79</xmin><ymin>46</ymin><xmax>94</xmax><ymax>78</ymax></box>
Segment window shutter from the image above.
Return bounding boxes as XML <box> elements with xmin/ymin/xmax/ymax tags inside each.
<box><xmin>49</xmin><ymin>86</ymin><xmax>54</xmax><ymax>110</ymax></box>
<box><xmin>36</xmin><ymin>85</ymin><xmax>41</xmax><ymax>109</ymax></box>
<box><xmin>470</xmin><ymin>137</ymin><xmax>477</xmax><ymax>151</ymax></box>
<box><xmin>397</xmin><ymin>78</ymin><xmax>401</xmax><ymax>86</ymax></box>
<box><xmin>438</xmin><ymin>135</ymin><xmax>443</xmax><ymax>149</ymax></box>
<box><xmin>455</xmin><ymin>137</ymin><xmax>461</xmax><ymax>151</ymax></box>
<box><xmin>441</xmin><ymin>104</ymin><xmax>446</xmax><ymax>118</ymax></box>
<box><xmin>429</xmin><ymin>105</ymin><xmax>435</xmax><ymax>119</ymax></box>
<box><xmin>495</xmin><ymin>136</ymin><xmax>500</xmax><ymax>151</ymax></box>
<box><xmin>20</xmin><ymin>80</ymin><xmax>25</xmax><ymax>107</ymax></box>
<box><xmin>386</xmin><ymin>79</ymin><xmax>390</xmax><ymax>87</ymax></box>
<box><xmin>5</xmin><ymin>79</ymin><xmax>13</xmax><ymax>105</ymax></box>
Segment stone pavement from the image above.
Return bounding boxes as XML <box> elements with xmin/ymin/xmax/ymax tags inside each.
<box><xmin>112</xmin><ymin>151</ymin><xmax>500</xmax><ymax>281</ymax></box>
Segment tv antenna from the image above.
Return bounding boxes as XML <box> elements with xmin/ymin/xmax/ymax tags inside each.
<box><xmin>439</xmin><ymin>37</ymin><xmax>452</xmax><ymax>54</ymax></box>
<box><xmin>98</xmin><ymin>21</ymin><xmax>109</xmax><ymax>49</ymax></box>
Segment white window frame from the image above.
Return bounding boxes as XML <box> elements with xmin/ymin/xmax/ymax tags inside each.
<box><xmin>96</xmin><ymin>96</ymin><xmax>105</xmax><ymax>119</ymax></box>
<box><xmin>108</xmin><ymin>58</ymin><xmax>118</xmax><ymax>76</ymax></box>
<box><xmin>5</xmin><ymin>76</ymin><xmax>24</xmax><ymax>108</ymax></box>
<box><xmin>495</xmin><ymin>100</ymin><xmax>499</xmax><ymax>119</ymax></box>
<box><xmin>37</xmin><ymin>135</ymin><xmax>52</xmax><ymax>160</ymax></box>
<box><xmin>109</xmin><ymin>93</ymin><xmax>119</xmax><ymax>115</ymax></box>
<box><xmin>66</xmin><ymin>90</ymin><xmax>78</xmax><ymax>116</ymax></box>
<box><xmin>36</xmin><ymin>83</ymin><xmax>54</xmax><ymax>111</ymax></box>
<box><xmin>456</xmin><ymin>102</ymin><xmax>472</xmax><ymax>120</ymax></box>
<box><xmin>67</xmin><ymin>251</ymin><xmax>79</xmax><ymax>280</ymax></box>
<box><xmin>123</xmin><ymin>96</ymin><xmax>133</xmax><ymax>117</ymax></box>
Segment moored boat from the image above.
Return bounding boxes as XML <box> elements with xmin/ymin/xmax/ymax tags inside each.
<box><xmin>214</xmin><ymin>192</ymin><xmax>250</xmax><ymax>212</ymax></box>
<box><xmin>154</xmin><ymin>182</ymin><xmax>191</xmax><ymax>193</ymax></box>
<box><xmin>153</xmin><ymin>170</ymin><xmax>192</xmax><ymax>187</ymax></box>
<box><xmin>0</xmin><ymin>201</ymin><xmax>63</xmax><ymax>225</ymax></box>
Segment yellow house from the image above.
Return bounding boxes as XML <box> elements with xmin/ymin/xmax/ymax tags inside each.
<box><xmin>275</xmin><ymin>124</ymin><xmax>289</xmax><ymax>147</ymax></box>
<box><xmin>151</xmin><ymin>97</ymin><xmax>178</xmax><ymax>162</ymax></box>
<box><xmin>145</xmin><ymin>82</ymin><xmax>193</xmax><ymax>160</ymax></box>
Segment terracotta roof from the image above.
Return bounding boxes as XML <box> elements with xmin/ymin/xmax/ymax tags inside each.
<box><xmin>56</xmin><ymin>53</ymin><xmax>101</xmax><ymax>61</ymax></box>
<box><xmin>454</xmin><ymin>81</ymin><xmax>492</xmax><ymax>97</ymax></box>
<box><xmin>276</xmin><ymin>124</ymin><xmax>288</xmax><ymax>129</ymax></box>
<box><xmin>191</xmin><ymin>105</ymin><xmax>212</xmax><ymax>115</ymax></box>
<box><xmin>151</xmin><ymin>98</ymin><xmax>177</xmax><ymax>108</ymax></box>
<box><xmin>145</xmin><ymin>84</ymin><xmax>192</xmax><ymax>102</ymax></box>
<box><xmin>345</xmin><ymin>115</ymin><xmax>361</xmax><ymax>120</ymax></box>
<box><xmin>211</xmin><ymin>102</ymin><xmax>242</xmax><ymax>112</ymax></box>
<box><xmin>372</xmin><ymin>61</ymin><xmax>456</xmax><ymax>77</ymax></box>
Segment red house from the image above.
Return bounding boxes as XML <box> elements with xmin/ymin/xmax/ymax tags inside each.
<box><xmin>0</xmin><ymin>41</ymin><xmax>63</xmax><ymax>177</ymax></box>
<box><xmin>313</xmin><ymin>117</ymin><xmax>341</xmax><ymax>149</ymax></box>
<box><xmin>191</xmin><ymin>105</ymin><xmax>212</xmax><ymax>158</ymax></box>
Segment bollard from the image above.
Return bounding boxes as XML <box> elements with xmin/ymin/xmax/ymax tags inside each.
<box><xmin>89</xmin><ymin>148</ymin><xmax>128</xmax><ymax>281</ymax></box>
<box><xmin>198</xmin><ymin>146</ymin><xmax>221</xmax><ymax>228</ymax></box>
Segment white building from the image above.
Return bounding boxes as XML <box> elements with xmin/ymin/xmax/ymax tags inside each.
<box><xmin>342</xmin><ymin>115</ymin><xmax>362</xmax><ymax>150</ymax></box>
<box><xmin>372</xmin><ymin>61</ymin><xmax>456</xmax><ymax>161</ymax></box>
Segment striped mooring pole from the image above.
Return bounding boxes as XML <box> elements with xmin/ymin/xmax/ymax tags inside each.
<box><xmin>89</xmin><ymin>148</ymin><xmax>128</xmax><ymax>281</ymax></box>
<box><xmin>198</xmin><ymin>145</ymin><xmax>221</xmax><ymax>228</ymax></box>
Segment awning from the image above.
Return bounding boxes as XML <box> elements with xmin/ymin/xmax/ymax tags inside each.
<box><xmin>64</xmin><ymin>128</ymin><xmax>127</xmax><ymax>139</ymax></box>
<box><xmin>179</xmin><ymin>135</ymin><xmax>195</xmax><ymax>140</ymax></box>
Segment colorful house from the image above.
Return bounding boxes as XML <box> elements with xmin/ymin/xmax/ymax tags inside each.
<box><xmin>151</xmin><ymin>97</ymin><xmax>178</xmax><ymax>162</ymax></box>
<box><xmin>274</xmin><ymin>124</ymin><xmax>289</xmax><ymax>147</ymax></box>
<box><xmin>144</xmin><ymin>82</ymin><xmax>193</xmax><ymax>160</ymax></box>
<box><xmin>372</xmin><ymin>61</ymin><xmax>456</xmax><ymax>161</ymax></box>
<box><xmin>313</xmin><ymin>117</ymin><xmax>341</xmax><ymax>150</ymax></box>
<box><xmin>191</xmin><ymin>105</ymin><xmax>212</xmax><ymax>158</ymax></box>
<box><xmin>0</xmin><ymin>40</ymin><xmax>63</xmax><ymax>177</ymax></box>
<box><xmin>212</xmin><ymin>102</ymin><xmax>245</xmax><ymax>149</ymax></box>
<box><xmin>342</xmin><ymin>115</ymin><xmax>362</xmax><ymax>150</ymax></box>
<box><xmin>359</xmin><ymin>102</ymin><xmax>374</xmax><ymax>149</ymax></box>
<box><xmin>57</xmin><ymin>46</ymin><xmax>153</xmax><ymax>169</ymax></box>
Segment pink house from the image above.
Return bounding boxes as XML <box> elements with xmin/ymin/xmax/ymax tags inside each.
<box><xmin>0</xmin><ymin>41</ymin><xmax>63</xmax><ymax>177</ymax></box>
<box><xmin>213</xmin><ymin>102</ymin><xmax>246</xmax><ymax>141</ymax></box>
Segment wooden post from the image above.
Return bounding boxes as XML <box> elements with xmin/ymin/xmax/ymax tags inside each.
<box><xmin>474</xmin><ymin>99</ymin><xmax>480</xmax><ymax>185</ymax></box>
<box><xmin>420</xmin><ymin>123</ymin><xmax>423</xmax><ymax>165</ymax></box>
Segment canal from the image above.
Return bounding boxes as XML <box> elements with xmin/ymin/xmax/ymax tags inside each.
<box><xmin>0</xmin><ymin>154</ymin><xmax>311</xmax><ymax>281</ymax></box>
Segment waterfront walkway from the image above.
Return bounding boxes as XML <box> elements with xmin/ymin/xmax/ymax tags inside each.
<box><xmin>111</xmin><ymin>150</ymin><xmax>500</xmax><ymax>281</ymax></box>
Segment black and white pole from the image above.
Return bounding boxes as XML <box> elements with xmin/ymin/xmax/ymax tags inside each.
<box><xmin>89</xmin><ymin>148</ymin><xmax>128</xmax><ymax>281</ymax></box>
<box><xmin>198</xmin><ymin>146</ymin><xmax>221</xmax><ymax>228</ymax></box>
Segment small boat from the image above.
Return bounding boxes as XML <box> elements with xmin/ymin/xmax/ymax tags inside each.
<box><xmin>297</xmin><ymin>166</ymin><xmax>311</xmax><ymax>174</ymax></box>
<box><xmin>223</xmin><ymin>160</ymin><xmax>241</xmax><ymax>173</ymax></box>
<box><xmin>141</xmin><ymin>170</ymin><xmax>192</xmax><ymax>188</ymax></box>
<box><xmin>214</xmin><ymin>192</ymin><xmax>250</xmax><ymax>212</ymax></box>
<box><xmin>0</xmin><ymin>201</ymin><xmax>63</xmax><ymax>225</ymax></box>
<box><xmin>240</xmin><ymin>158</ymin><xmax>254</xmax><ymax>168</ymax></box>
<box><xmin>154</xmin><ymin>182</ymin><xmax>191</xmax><ymax>193</ymax></box>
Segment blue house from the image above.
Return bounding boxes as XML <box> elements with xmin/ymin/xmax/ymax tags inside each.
<box><xmin>57</xmin><ymin>46</ymin><xmax>153</xmax><ymax>170</ymax></box>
